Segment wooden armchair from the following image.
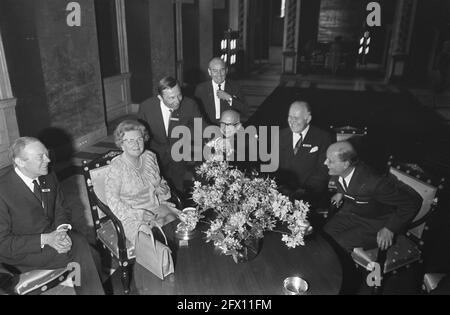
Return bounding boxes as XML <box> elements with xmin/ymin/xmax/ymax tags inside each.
<box><xmin>330</xmin><ymin>125</ymin><xmax>368</xmax><ymax>142</ymax></box>
<box><xmin>351</xmin><ymin>157</ymin><xmax>445</xmax><ymax>294</ymax></box>
<box><xmin>82</xmin><ymin>150</ymin><xmax>182</xmax><ymax>294</ymax></box>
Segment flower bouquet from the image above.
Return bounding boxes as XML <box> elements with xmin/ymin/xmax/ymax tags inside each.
<box><xmin>187</xmin><ymin>160</ymin><xmax>310</xmax><ymax>261</ymax></box>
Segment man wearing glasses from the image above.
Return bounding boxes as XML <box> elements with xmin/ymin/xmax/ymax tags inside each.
<box><xmin>195</xmin><ymin>57</ymin><xmax>248</xmax><ymax>126</ymax></box>
<box><xmin>205</xmin><ymin>110</ymin><xmax>258</xmax><ymax>174</ymax></box>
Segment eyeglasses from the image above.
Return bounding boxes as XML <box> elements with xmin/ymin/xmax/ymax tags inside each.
<box><xmin>220</xmin><ymin>122</ymin><xmax>239</xmax><ymax>127</ymax></box>
<box><xmin>122</xmin><ymin>137</ymin><xmax>144</xmax><ymax>145</ymax></box>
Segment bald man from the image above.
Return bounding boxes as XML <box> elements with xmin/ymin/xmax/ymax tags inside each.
<box><xmin>277</xmin><ymin>101</ymin><xmax>333</xmax><ymax>204</ymax></box>
<box><xmin>323</xmin><ymin>141</ymin><xmax>422</xmax><ymax>252</ymax></box>
<box><xmin>195</xmin><ymin>57</ymin><xmax>248</xmax><ymax>125</ymax></box>
<box><xmin>205</xmin><ymin>110</ymin><xmax>258</xmax><ymax>174</ymax></box>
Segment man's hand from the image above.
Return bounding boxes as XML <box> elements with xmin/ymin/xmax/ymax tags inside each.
<box><xmin>331</xmin><ymin>193</ymin><xmax>344</xmax><ymax>208</ymax></box>
<box><xmin>216</xmin><ymin>90</ymin><xmax>233</xmax><ymax>103</ymax></box>
<box><xmin>42</xmin><ymin>230</ymin><xmax>72</xmax><ymax>254</ymax></box>
<box><xmin>377</xmin><ymin>227</ymin><xmax>394</xmax><ymax>250</ymax></box>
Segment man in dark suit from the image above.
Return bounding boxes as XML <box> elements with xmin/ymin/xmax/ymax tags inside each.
<box><xmin>195</xmin><ymin>57</ymin><xmax>248</xmax><ymax>125</ymax></box>
<box><xmin>138</xmin><ymin>76</ymin><xmax>206</xmax><ymax>194</ymax></box>
<box><xmin>0</xmin><ymin>137</ymin><xmax>104</xmax><ymax>295</ymax></box>
<box><xmin>277</xmin><ymin>101</ymin><xmax>333</xmax><ymax>204</ymax></box>
<box><xmin>323</xmin><ymin>141</ymin><xmax>423</xmax><ymax>252</ymax></box>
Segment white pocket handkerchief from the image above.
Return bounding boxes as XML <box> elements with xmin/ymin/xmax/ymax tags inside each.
<box><xmin>309</xmin><ymin>146</ymin><xmax>319</xmax><ymax>153</ymax></box>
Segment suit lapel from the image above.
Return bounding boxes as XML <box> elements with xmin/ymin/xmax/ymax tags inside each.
<box><xmin>10</xmin><ymin>171</ymin><xmax>45</xmax><ymax>210</ymax></box>
<box><xmin>152</xmin><ymin>100</ymin><xmax>168</xmax><ymax>140</ymax></box>
<box><xmin>346</xmin><ymin>165</ymin><xmax>364</xmax><ymax>194</ymax></box>
<box><xmin>207</xmin><ymin>83</ymin><xmax>216</xmax><ymax>121</ymax></box>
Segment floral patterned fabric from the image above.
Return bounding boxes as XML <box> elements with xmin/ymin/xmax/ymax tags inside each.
<box><xmin>105</xmin><ymin>150</ymin><xmax>173</xmax><ymax>242</ymax></box>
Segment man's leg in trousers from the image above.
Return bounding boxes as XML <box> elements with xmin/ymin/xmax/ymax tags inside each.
<box><xmin>322</xmin><ymin>214</ymin><xmax>363</xmax><ymax>294</ymax></box>
<box><xmin>68</xmin><ymin>231</ymin><xmax>104</xmax><ymax>295</ymax></box>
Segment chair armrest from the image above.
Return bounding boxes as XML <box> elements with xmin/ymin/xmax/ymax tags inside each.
<box><xmin>94</xmin><ymin>195</ymin><xmax>130</xmax><ymax>262</ymax></box>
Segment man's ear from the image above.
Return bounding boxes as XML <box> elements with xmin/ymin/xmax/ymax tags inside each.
<box><xmin>207</xmin><ymin>68</ymin><xmax>212</xmax><ymax>77</ymax></box>
<box><xmin>14</xmin><ymin>157</ymin><xmax>25</xmax><ymax>168</ymax></box>
<box><xmin>157</xmin><ymin>95</ymin><xmax>163</xmax><ymax>102</ymax></box>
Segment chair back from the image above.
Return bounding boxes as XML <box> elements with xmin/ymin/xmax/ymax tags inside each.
<box><xmin>89</xmin><ymin>165</ymin><xmax>110</xmax><ymax>214</ymax></box>
<box><xmin>82</xmin><ymin>150</ymin><xmax>122</xmax><ymax>229</ymax></box>
<box><xmin>330</xmin><ymin>125</ymin><xmax>368</xmax><ymax>142</ymax></box>
<box><xmin>388</xmin><ymin>161</ymin><xmax>445</xmax><ymax>240</ymax></box>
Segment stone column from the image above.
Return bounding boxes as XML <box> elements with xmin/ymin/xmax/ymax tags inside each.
<box><xmin>0</xmin><ymin>29</ymin><xmax>19</xmax><ymax>169</ymax></box>
<box><xmin>282</xmin><ymin>0</ymin><xmax>301</xmax><ymax>74</ymax></box>
<box><xmin>386</xmin><ymin>0</ymin><xmax>418</xmax><ymax>81</ymax></box>
<box><xmin>149</xmin><ymin>0</ymin><xmax>176</xmax><ymax>89</ymax></box>
<box><xmin>199</xmin><ymin>0</ymin><xmax>213</xmax><ymax>79</ymax></box>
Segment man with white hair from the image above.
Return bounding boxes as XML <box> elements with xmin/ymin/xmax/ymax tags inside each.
<box><xmin>0</xmin><ymin>137</ymin><xmax>104</xmax><ymax>294</ymax></box>
<box><xmin>277</xmin><ymin>101</ymin><xmax>333</xmax><ymax>204</ymax></box>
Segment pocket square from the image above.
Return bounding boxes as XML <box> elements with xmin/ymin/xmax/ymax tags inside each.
<box><xmin>309</xmin><ymin>146</ymin><xmax>319</xmax><ymax>153</ymax></box>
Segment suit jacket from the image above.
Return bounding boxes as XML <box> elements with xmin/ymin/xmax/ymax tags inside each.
<box><xmin>138</xmin><ymin>96</ymin><xmax>206</xmax><ymax>165</ymax></box>
<box><xmin>194</xmin><ymin>80</ymin><xmax>248</xmax><ymax>125</ymax></box>
<box><xmin>334</xmin><ymin>162</ymin><xmax>423</xmax><ymax>233</ymax></box>
<box><xmin>277</xmin><ymin>126</ymin><xmax>333</xmax><ymax>194</ymax></box>
<box><xmin>0</xmin><ymin>169</ymin><xmax>71</xmax><ymax>267</ymax></box>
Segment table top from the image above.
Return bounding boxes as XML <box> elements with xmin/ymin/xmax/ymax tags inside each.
<box><xmin>132</xmin><ymin>225</ymin><xmax>342</xmax><ymax>295</ymax></box>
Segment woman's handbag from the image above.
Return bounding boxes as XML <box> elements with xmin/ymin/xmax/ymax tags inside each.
<box><xmin>135</xmin><ymin>223</ymin><xmax>174</xmax><ymax>280</ymax></box>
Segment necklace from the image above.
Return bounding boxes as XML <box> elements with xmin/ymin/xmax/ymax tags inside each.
<box><xmin>123</xmin><ymin>154</ymin><xmax>143</xmax><ymax>170</ymax></box>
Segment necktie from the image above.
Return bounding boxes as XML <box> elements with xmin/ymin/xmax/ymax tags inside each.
<box><xmin>293</xmin><ymin>134</ymin><xmax>303</xmax><ymax>155</ymax></box>
<box><xmin>218</xmin><ymin>84</ymin><xmax>222</xmax><ymax>90</ymax></box>
<box><xmin>340</xmin><ymin>177</ymin><xmax>348</xmax><ymax>191</ymax></box>
<box><xmin>33</xmin><ymin>180</ymin><xmax>43</xmax><ymax>205</ymax></box>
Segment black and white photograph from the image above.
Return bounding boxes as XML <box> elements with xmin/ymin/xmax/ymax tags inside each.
<box><xmin>0</xmin><ymin>0</ymin><xmax>449</xmax><ymax>297</ymax></box>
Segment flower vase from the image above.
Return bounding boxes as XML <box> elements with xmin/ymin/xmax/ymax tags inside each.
<box><xmin>232</xmin><ymin>237</ymin><xmax>262</xmax><ymax>263</ymax></box>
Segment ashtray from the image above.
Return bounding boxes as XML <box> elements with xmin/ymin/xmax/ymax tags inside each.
<box><xmin>283</xmin><ymin>277</ymin><xmax>308</xmax><ymax>295</ymax></box>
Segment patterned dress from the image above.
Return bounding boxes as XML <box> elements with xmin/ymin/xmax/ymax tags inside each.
<box><xmin>105</xmin><ymin>150</ymin><xmax>175</xmax><ymax>242</ymax></box>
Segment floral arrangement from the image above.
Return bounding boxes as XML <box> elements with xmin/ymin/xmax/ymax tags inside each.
<box><xmin>190</xmin><ymin>160</ymin><xmax>310</xmax><ymax>258</ymax></box>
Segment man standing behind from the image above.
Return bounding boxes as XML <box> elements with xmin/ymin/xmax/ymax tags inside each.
<box><xmin>323</xmin><ymin>141</ymin><xmax>422</xmax><ymax>252</ymax></box>
<box><xmin>0</xmin><ymin>137</ymin><xmax>104</xmax><ymax>295</ymax></box>
<box><xmin>138</xmin><ymin>76</ymin><xmax>205</xmax><ymax>194</ymax></box>
<box><xmin>277</xmin><ymin>101</ymin><xmax>333</xmax><ymax>204</ymax></box>
<box><xmin>195</xmin><ymin>57</ymin><xmax>248</xmax><ymax>125</ymax></box>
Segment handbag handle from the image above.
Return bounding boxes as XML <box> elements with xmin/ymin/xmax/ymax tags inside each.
<box><xmin>138</xmin><ymin>222</ymin><xmax>169</xmax><ymax>247</ymax></box>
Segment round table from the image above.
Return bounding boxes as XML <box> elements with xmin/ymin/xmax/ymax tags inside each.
<box><xmin>133</xmin><ymin>226</ymin><xmax>342</xmax><ymax>295</ymax></box>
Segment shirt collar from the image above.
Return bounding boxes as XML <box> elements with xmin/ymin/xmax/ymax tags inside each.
<box><xmin>343</xmin><ymin>166</ymin><xmax>356</xmax><ymax>186</ymax></box>
<box><xmin>159</xmin><ymin>99</ymin><xmax>172</xmax><ymax>113</ymax></box>
<box><xmin>14</xmin><ymin>167</ymin><xmax>38</xmax><ymax>188</ymax></box>
<box><xmin>212</xmin><ymin>80</ymin><xmax>226</xmax><ymax>89</ymax></box>
<box><xmin>293</xmin><ymin>124</ymin><xmax>310</xmax><ymax>140</ymax></box>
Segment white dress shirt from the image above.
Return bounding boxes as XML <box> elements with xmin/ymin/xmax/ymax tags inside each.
<box><xmin>292</xmin><ymin>125</ymin><xmax>310</xmax><ymax>149</ymax></box>
<box><xmin>212</xmin><ymin>80</ymin><xmax>233</xmax><ymax>120</ymax></box>
<box><xmin>160</xmin><ymin>99</ymin><xmax>173</xmax><ymax>136</ymax></box>
<box><xmin>15</xmin><ymin>167</ymin><xmax>40</xmax><ymax>193</ymax></box>
<box><xmin>15</xmin><ymin>168</ymin><xmax>71</xmax><ymax>248</ymax></box>
<box><xmin>339</xmin><ymin>167</ymin><xmax>356</xmax><ymax>191</ymax></box>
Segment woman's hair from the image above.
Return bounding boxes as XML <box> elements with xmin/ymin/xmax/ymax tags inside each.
<box><xmin>114</xmin><ymin>120</ymin><xmax>149</xmax><ymax>148</ymax></box>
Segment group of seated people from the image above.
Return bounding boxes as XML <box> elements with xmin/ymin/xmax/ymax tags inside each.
<box><xmin>0</xmin><ymin>55</ymin><xmax>432</xmax><ymax>295</ymax></box>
